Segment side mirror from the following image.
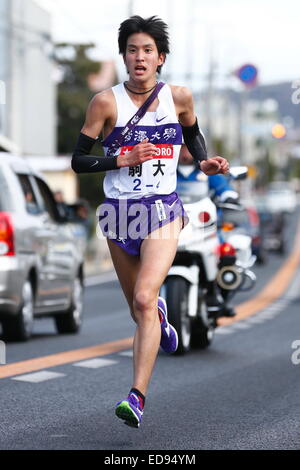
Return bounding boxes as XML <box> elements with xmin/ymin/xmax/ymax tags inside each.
<box><xmin>229</xmin><ymin>166</ymin><xmax>248</xmax><ymax>180</ymax></box>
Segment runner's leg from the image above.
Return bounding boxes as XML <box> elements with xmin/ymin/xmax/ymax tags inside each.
<box><xmin>132</xmin><ymin>217</ymin><xmax>181</xmax><ymax>395</ymax></box>
<box><xmin>107</xmin><ymin>217</ymin><xmax>181</xmax><ymax>396</ymax></box>
<box><xmin>107</xmin><ymin>239</ymin><xmax>140</xmax><ymax>321</ymax></box>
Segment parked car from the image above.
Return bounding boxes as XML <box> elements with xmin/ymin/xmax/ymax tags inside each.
<box><xmin>219</xmin><ymin>200</ymin><xmax>267</xmax><ymax>264</ymax></box>
<box><xmin>265</xmin><ymin>185</ymin><xmax>297</xmax><ymax>214</ymax></box>
<box><xmin>254</xmin><ymin>195</ymin><xmax>286</xmax><ymax>254</ymax></box>
<box><xmin>0</xmin><ymin>153</ymin><xmax>86</xmax><ymax>341</ymax></box>
<box><xmin>245</xmin><ymin>204</ymin><xmax>268</xmax><ymax>264</ymax></box>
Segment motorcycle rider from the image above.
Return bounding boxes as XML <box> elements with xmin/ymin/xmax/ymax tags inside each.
<box><xmin>178</xmin><ymin>144</ymin><xmax>238</xmax><ymax>318</ymax></box>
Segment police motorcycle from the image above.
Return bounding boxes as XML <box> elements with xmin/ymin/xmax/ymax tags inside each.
<box><xmin>214</xmin><ymin>167</ymin><xmax>257</xmax><ymax>304</ymax></box>
<box><xmin>160</xmin><ymin>162</ymin><xmax>221</xmax><ymax>355</ymax></box>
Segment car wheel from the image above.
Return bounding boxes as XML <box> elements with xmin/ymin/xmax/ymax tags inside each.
<box><xmin>54</xmin><ymin>275</ymin><xmax>84</xmax><ymax>334</ymax></box>
<box><xmin>2</xmin><ymin>280</ymin><xmax>34</xmax><ymax>342</ymax></box>
<box><xmin>256</xmin><ymin>245</ymin><xmax>268</xmax><ymax>264</ymax></box>
<box><xmin>278</xmin><ymin>240</ymin><xmax>286</xmax><ymax>255</ymax></box>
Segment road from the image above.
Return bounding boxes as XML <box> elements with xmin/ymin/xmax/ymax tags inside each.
<box><xmin>0</xmin><ymin>212</ymin><xmax>300</xmax><ymax>451</ymax></box>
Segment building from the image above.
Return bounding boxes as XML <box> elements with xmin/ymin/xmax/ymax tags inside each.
<box><xmin>194</xmin><ymin>82</ymin><xmax>298</xmax><ymax>169</ymax></box>
<box><xmin>0</xmin><ymin>0</ymin><xmax>56</xmax><ymax>155</ymax></box>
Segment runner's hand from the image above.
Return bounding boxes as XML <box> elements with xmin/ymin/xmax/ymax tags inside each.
<box><xmin>117</xmin><ymin>139</ymin><xmax>156</xmax><ymax>168</ymax></box>
<box><xmin>200</xmin><ymin>156</ymin><xmax>229</xmax><ymax>175</ymax></box>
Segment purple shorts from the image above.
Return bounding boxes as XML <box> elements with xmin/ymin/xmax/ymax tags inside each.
<box><xmin>98</xmin><ymin>191</ymin><xmax>189</xmax><ymax>257</ymax></box>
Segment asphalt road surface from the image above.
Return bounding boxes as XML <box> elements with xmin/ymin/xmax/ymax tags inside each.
<box><xmin>0</xmin><ymin>212</ymin><xmax>299</xmax><ymax>451</ymax></box>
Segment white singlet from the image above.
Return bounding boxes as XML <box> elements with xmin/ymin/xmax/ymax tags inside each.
<box><xmin>101</xmin><ymin>83</ymin><xmax>182</xmax><ymax>199</ymax></box>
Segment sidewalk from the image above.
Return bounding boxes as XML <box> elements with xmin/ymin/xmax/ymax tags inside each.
<box><xmin>83</xmin><ymin>235</ymin><xmax>114</xmax><ymax>278</ymax></box>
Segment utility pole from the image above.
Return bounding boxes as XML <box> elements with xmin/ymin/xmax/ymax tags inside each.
<box><xmin>237</xmin><ymin>88</ymin><xmax>248</xmax><ymax>164</ymax></box>
<box><xmin>185</xmin><ymin>0</ymin><xmax>197</xmax><ymax>88</ymax></box>
<box><xmin>205</xmin><ymin>36</ymin><xmax>217</xmax><ymax>154</ymax></box>
<box><xmin>128</xmin><ymin>0</ymin><xmax>134</xmax><ymax>16</ymax></box>
<box><xmin>235</xmin><ymin>64</ymin><xmax>258</xmax><ymax>164</ymax></box>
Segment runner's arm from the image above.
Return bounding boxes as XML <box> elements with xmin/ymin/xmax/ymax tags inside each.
<box><xmin>71</xmin><ymin>93</ymin><xmax>156</xmax><ymax>173</ymax></box>
<box><xmin>71</xmin><ymin>93</ymin><xmax>119</xmax><ymax>173</ymax></box>
<box><xmin>71</xmin><ymin>133</ymin><xmax>119</xmax><ymax>173</ymax></box>
<box><xmin>175</xmin><ymin>87</ymin><xmax>207</xmax><ymax>163</ymax></box>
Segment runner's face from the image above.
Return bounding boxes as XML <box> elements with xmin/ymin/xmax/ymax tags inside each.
<box><xmin>124</xmin><ymin>33</ymin><xmax>164</xmax><ymax>84</ymax></box>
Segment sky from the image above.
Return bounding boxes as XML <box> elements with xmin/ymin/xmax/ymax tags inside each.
<box><xmin>35</xmin><ymin>0</ymin><xmax>300</xmax><ymax>92</ymax></box>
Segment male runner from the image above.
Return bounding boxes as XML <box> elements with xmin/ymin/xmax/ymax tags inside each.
<box><xmin>72</xmin><ymin>15</ymin><xmax>229</xmax><ymax>428</ymax></box>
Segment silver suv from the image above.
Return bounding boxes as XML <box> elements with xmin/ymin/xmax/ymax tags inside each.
<box><xmin>0</xmin><ymin>153</ymin><xmax>85</xmax><ymax>341</ymax></box>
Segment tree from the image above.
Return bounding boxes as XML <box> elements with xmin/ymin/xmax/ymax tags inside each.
<box><xmin>54</xmin><ymin>43</ymin><xmax>105</xmax><ymax>206</ymax></box>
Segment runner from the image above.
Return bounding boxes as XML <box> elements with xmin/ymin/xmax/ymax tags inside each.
<box><xmin>71</xmin><ymin>15</ymin><xmax>229</xmax><ymax>428</ymax></box>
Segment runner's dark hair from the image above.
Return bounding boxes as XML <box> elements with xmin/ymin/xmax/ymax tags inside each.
<box><xmin>118</xmin><ymin>15</ymin><xmax>170</xmax><ymax>74</ymax></box>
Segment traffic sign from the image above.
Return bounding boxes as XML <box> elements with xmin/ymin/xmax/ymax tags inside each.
<box><xmin>236</xmin><ymin>64</ymin><xmax>258</xmax><ymax>88</ymax></box>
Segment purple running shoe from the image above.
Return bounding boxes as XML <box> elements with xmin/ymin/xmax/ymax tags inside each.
<box><xmin>158</xmin><ymin>296</ymin><xmax>178</xmax><ymax>353</ymax></box>
<box><xmin>115</xmin><ymin>392</ymin><xmax>143</xmax><ymax>428</ymax></box>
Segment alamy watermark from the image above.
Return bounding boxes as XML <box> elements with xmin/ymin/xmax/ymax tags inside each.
<box><xmin>291</xmin><ymin>340</ymin><xmax>300</xmax><ymax>365</ymax></box>
<box><xmin>95</xmin><ymin>199</ymin><xmax>201</xmax><ymax>243</ymax></box>
<box><xmin>0</xmin><ymin>340</ymin><xmax>6</xmax><ymax>365</ymax></box>
<box><xmin>291</xmin><ymin>80</ymin><xmax>300</xmax><ymax>105</ymax></box>
<box><xmin>0</xmin><ymin>80</ymin><xmax>6</xmax><ymax>105</ymax></box>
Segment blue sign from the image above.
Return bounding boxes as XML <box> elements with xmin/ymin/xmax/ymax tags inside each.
<box><xmin>236</xmin><ymin>64</ymin><xmax>258</xmax><ymax>87</ymax></box>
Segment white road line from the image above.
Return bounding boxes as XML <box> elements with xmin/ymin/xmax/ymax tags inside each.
<box><xmin>272</xmin><ymin>301</ymin><xmax>288</xmax><ymax>309</ymax></box>
<box><xmin>12</xmin><ymin>371</ymin><xmax>66</xmax><ymax>383</ymax></box>
<box><xmin>257</xmin><ymin>311</ymin><xmax>278</xmax><ymax>319</ymax></box>
<box><xmin>215</xmin><ymin>327</ymin><xmax>235</xmax><ymax>335</ymax></box>
<box><xmin>245</xmin><ymin>316</ymin><xmax>269</xmax><ymax>324</ymax></box>
<box><xmin>260</xmin><ymin>306</ymin><xmax>281</xmax><ymax>314</ymax></box>
<box><xmin>263</xmin><ymin>307</ymin><xmax>284</xmax><ymax>315</ymax></box>
<box><xmin>230</xmin><ymin>322</ymin><xmax>253</xmax><ymax>329</ymax></box>
<box><xmin>73</xmin><ymin>358</ymin><xmax>118</xmax><ymax>368</ymax></box>
<box><xmin>118</xmin><ymin>350</ymin><xmax>133</xmax><ymax>357</ymax></box>
<box><xmin>284</xmin><ymin>270</ymin><xmax>300</xmax><ymax>299</ymax></box>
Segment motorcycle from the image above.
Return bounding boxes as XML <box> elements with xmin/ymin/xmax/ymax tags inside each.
<box><xmin>160</xmin><ymin>165</ymin><xmax>256</xmax><ymax>355</ymax></box>
<box><xmin>214</xmin><ymin>167</ymin><xmax>257</xmax><ymax>303</ymax></box>
<box><xmin>160</xmin><ymin>165</ymin><xmax>220</xmax><ymax>354</ymax></box>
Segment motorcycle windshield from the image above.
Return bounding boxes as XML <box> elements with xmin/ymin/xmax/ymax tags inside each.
<box><xmin>176</xmin><ymin>180</ymin><xmax>208</xmax><ymax>203</ymax></box>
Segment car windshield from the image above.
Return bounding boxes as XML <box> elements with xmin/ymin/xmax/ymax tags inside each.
<box><xmin>176</xmin><ymin>180</ymin><xmax>208</xmax><ymax>203</ymax></box>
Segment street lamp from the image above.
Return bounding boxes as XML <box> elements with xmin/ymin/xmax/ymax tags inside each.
<box><xmin>271</xmin><ymin>123</ymin><xmax>286</xmax><ymax>140</ymax></box>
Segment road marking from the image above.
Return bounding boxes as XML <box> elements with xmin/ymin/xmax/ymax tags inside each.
<box><xmin>245</xmin><ymin>316</ymin><xmax>271</xmax><ymax>324</ymax></box>
<box><xmin>215</xmin><ymin>327</ymin><xmax>235</xmax><ymax>335</ymax></box>
<box><xmin>0</xmin><ymin>337</ymin><xmax>133</xmax><ymax>380</ymax></box>
<box><xmin>118</xmin><ymin>350</ymin><xmax>133</xmax><ymax>357</ymax></box>
<box><xmin>257</xmin><ymin>311</ymin><xmax>278</xmax><ymax>319</ymax></box>
<box><xmin>230</xmin><ymin>322</ymin><xmax>253</xmax><ymax>329</ymax></box>
<box><xmin>73</xmin><ymin>358</ymin><xmax>118</xmax><ymax>368</ymax></box>
<box><xmin>12</xmin><ymin>371</ymin><xmax>65</xmax><ymax>383</ymax></box>
<box><xmin>1</xmin><ymin>221</ymin><xmax>300</xmax><ymax>381</ymax></box>
<box><xmin>218</xmin><ymin>219</ymin><xmax>300</xmax><ymax>327</ymax></box>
